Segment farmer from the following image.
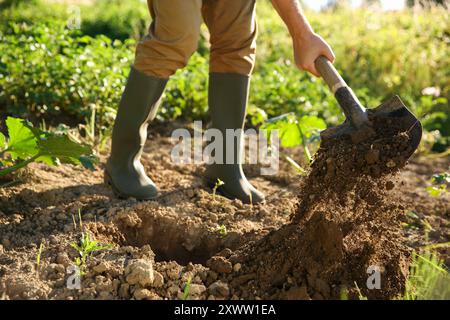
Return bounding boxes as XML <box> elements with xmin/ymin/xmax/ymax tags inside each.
<box><xmin>105</xmin><ymin>0</ymin><xmax>335</xmax><ymax>204</ymax></box>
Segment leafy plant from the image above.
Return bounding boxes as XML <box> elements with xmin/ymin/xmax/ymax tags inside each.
<box><xmin>216</xmin><ymin>225</ymin><xmax>228</xmax><ymax>238</ymax></box>
<box><xmin>70</xmin><ymin>209</ymin><xmax>112</xmax><ymax>276</ymax></box>
<box><xmin>0</xmin><ymin>117</ymin><xmax>97</xmax><ymax>177</ymax></box>
<box><xmin>426</xmin><ymin>172</ymin><xmax>449</xmax><ymax>197</ymax></box>
<box><xmin>262</xmin><ymin>113</ymin><xmax>326</xmax><ymax>171</ymax></box>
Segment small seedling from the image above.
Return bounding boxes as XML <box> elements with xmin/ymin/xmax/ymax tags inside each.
<box><xmin>212</xmin><ymin>178</ymin><xmax>225</xmax><ymax>200</ymax></box>
<box><xmin>36</xmin><ymin>241</ymin><xmax>44</xmax><ymax>270</ymax></box>
<box><xmin>181</xmin><ymin>277</ymin><xmax>192</xmax><ymax>300</ymax></box>
<box><xmin>216</xmin><ymin>224</ymin><xmax>227</xmax><ymax>237</ymax></box>
<box><xmin>71</xmin><ymin>231</ymin><xmax>112</xmax><ymax>276</ymax></box>
<box><xmin>70</xmin><ymin>209</ymin><xmax>112</xmax><ymax>276</ymax></box>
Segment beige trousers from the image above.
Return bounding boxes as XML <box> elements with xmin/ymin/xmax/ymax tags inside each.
<box><xmin>134</xmin><ymin>0</ymin><xmax>257</xmax><ymax>78</ymax></box>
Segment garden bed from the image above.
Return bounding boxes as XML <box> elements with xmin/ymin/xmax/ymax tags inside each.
<box><xmin>0</xmin><ymin>124</ymin><xmax>448</xmax><ymax>300</ymax></box>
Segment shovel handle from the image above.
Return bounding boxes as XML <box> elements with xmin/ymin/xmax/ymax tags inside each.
<box><xmin>314</xmin><ymin>56</ymin><xmax>368</xmax><ymax>127</ymax></box>
<box><xmin>314</xmin><ymin>56</ymin><xmax>347</xmax><ymax>94</ymax></box>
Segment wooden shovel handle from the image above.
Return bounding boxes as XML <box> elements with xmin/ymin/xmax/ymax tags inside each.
<box><xmin>314</xmin><ymin>56</ymin><xmax>348</xmax><ymax>94</ymax></box>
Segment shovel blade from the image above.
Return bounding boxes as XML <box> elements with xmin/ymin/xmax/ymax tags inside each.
<box><xmin>371</xmin><ymin>95</ymin><xmax>422</xmax><ymax>153</ymax></box>
<box><xmin>320</xmin><ymin>95</ymin><xmax>422</xmax><ymax>160</ymax></box>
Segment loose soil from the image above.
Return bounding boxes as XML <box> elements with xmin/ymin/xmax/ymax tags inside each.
<box><xmin>0</xmin><ymin>121</ymin><xmax>448</xmax><ymax>300</ymax></box>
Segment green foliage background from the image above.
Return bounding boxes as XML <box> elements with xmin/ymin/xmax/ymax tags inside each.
<box><xmin>0</xmin><ymin>0</ymin><xmax>448</xmax><ymax>149</ymax></box>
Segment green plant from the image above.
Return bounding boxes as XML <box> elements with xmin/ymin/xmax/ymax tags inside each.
<box><xmin>70</xmin><ymin>209</ymin><xmax>112</xmax><ymax>276</ymax></box>
<box><xmin>426</xmin><ymin>172</ymin><xmax>449</xmax><ymax>197</ymax></box>
<box><xmin>212</xmin><ymin>178</ymin><xmax>225</xmax><ymax>200</ymax></box>
<box><xmin>36</xmin><ymin>241</ymin><xmax>44</xmax><ymax>270</ymax></box>
<box><xmin>262</xmin><ymin>113</ymin><xmax>326</xmax><ymax>171</ymax></box>
<box><xmin>404</xmin><ymin>250</ymin><xmax>450</xmax><ymax>300</ymax></box>
<box><xmin>181</xmin><ymin>276</ymin><xmax>192</xmax><ymax>300</ymax></box>
<box><xmin>0</xmin><ymin>117</ymin><xmax>96</xmax><ymax>177</ymax></box>
<box><xmin>1</xmin><ymin>2</ymin><xmax>448</xmax><ymax>151</ymax></box>
<box><xmin>216</xmin><ymin>225</ymin><xmax>227</xmax><ymax>238</ymax></box>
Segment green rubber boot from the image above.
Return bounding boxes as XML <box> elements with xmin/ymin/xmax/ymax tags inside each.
<box><xmin>105</xmin><ymin>67</ymin><xmax>167</xmax><ymax>200</ymax></box>
<box><xmin>204</xmin><ymin>73</ymin><xmax>265</xmax><ymax>204</ymax></box>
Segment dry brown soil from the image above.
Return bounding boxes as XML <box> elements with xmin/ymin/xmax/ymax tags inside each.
<box><xmin>0</xmin><ymin>122</ymin><xmax>448</xmax><ymax>300</ymax></box>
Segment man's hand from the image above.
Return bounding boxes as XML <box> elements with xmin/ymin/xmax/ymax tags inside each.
<box><xmin>271</xmin><ymin>0</ymin><xmax>335</xmax><ymax>77</ymax></box>
<box><xmin>293</xmin><ymin>32</ymin><xmax>335</xmax><ymax>77</ymax></box>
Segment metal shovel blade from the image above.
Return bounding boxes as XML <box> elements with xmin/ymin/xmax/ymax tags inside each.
<box><xmin>321</xmin><ymin>95</ymin><xmax>422</xmax><ymax>160</ymax></box>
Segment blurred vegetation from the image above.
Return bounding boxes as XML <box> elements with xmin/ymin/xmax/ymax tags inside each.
<box><xmin>0</xmin><ymin>0</ymin><xmax>448</xmax><ymax>151</ymax></box>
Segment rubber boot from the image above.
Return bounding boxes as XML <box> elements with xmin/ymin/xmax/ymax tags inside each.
<box><xmin>105</xmin><ymin>67</ymin><xmax>168</xmax><ymax>200</ymax></box>
<box><xmin>204</xmin><ymin>73</ymin><xmax>265</xmax><ymax>204</ymax></box>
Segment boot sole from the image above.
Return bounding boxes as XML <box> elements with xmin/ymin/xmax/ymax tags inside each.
<box><xmin>104</xmin><ymin>170</ymin><xmax>158</xmax><ymax>201</ymax></box>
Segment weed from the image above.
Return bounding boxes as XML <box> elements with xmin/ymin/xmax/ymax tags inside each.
<box><xmin>403</xmin><ymin>250</ymin><xmax>450</xmax><ymax>300</ymax></box>
<box><xmin>426</xmin><ymin>172</ymin><xmax>449</xmax><ymax>198</ymax></box>
<box><xmin>181</xmin><ymin>276</ymin><xmax>192</xmax><ymax>300</ymax></box>
<box><xmin>36</xmin><ymin>241</ymin><xmax>44</xmax><ymax>270</ymax></box>
<box><xmin>70</xmin><ymin>209</ymin><xmax>112</xmax><ymax>276</ymax></box>
<box><xmin>212</xmin><ymin>178</ymin><xmax>225</xmax><ymax>201</ymax></box>
<box><xmin>216</xmin><ymin>225</ymin><xmax>227</xmax><ymax>238</ymax></box>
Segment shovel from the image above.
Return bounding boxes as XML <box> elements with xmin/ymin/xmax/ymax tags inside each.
<box><xmin>314</xmin><ymin>56</ymin><xmax>422</xmax><ymax>159</ymax></box>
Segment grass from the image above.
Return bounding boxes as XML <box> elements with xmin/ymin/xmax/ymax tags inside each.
<box><xmin>181</xmin><ymin>276</ymin><xmax>192</xmax><ymax>300</ymax></box>
<box><xmin>403</xmin><ymin>251</ymin><xmax>450</xmax><ymax>300</ymax></box>
<box><xmin>36</xmin><ymin>241</ymin><xmax>44</xmax><ymax>270</ymax></box>
<box><xmin>340</xmin><ymin>249</ymin><xmax>450</xmax><ymax>300</ymax></box>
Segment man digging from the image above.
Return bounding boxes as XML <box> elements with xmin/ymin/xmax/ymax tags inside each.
<box><xmin>105</xmin><ymin>0</ymin><xmax>335</xmax><ymax>204</ymax></box>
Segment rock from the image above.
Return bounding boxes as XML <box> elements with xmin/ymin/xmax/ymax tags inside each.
<box><xmin>167</xmin><ymin>285</ymin><xmax>180</xmax><ymax>296</ymax></box>
<box><xmin>125</xmin><ymin>259</ymin><xmax>154</xmax><ymax>287</ymax></box>
<box><xmin>218</xmin><ymin>248</ymin><xmax>233</xmax><ymax>258</ymax></box>
<box><xmin>208</xmin><ymin>281</ymin><xmax>230</xmax><ymax>297</ymax></box>
<box><xmin>166</xmin><ymin>262</ymin><xmax>182</xmax><ymax>280</ymax></box>
<box><xmin>189</xmin><ymin>284</ymin><xmax>207</xmax><ymax>296</ymax></box>
<box><xmin>233</xmin><ymin>263</ymin><xmax>242</xmax><ymax>273</ymax></box>
<box><xmin>283</xmin><ymin>286</ymin><xmax>311</xmax><ymax>300</ymax></box>
<box><xmin>134</xmin><ymin>288</ymin><xmax>159</xmax><ymax>300</ymax></box>
<box><xmin>93</xmin><ymin>262</ymin><xmax>108</xmax><ymax>274</ymax></box>
<box><xmin>152</xmin><ymin>271</ymin><xmax>164</xmax><ymax>288</ymax></box>
<box><xmin>230</xmin><ymin>273</ymin><xmax>255</xmax><ymax>286</ymax></box>
<box><xmin>207</xmin><ymin>256</ymin><xmax>232</xmax><ymax>274</ymax></box>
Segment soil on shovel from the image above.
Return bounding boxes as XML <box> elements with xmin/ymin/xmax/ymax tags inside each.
<box><xmin>218</xmin><ymin>115</ymin><xmax>421</xmax><ymax>300</ymax></box>
<box><xmin>0</xmin><ymin>120</ymin><xmax>448</xmax><ymax>300</ymax></box>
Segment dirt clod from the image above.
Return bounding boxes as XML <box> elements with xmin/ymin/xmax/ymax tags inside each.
<box><xmin>125</xmin><ymin>259</ymin><xmax>155</xmax><ymax>287</ymax></box>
